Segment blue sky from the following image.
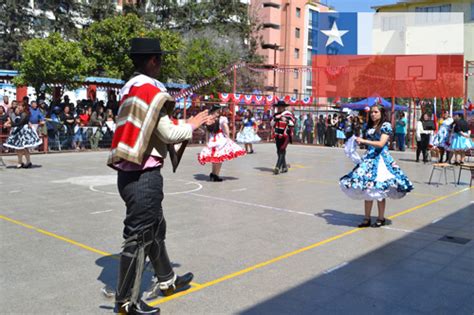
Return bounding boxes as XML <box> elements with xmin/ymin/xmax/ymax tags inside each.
<box><xmin>324</xmin><ymin>0</ymin><xmax>397</xmax><ymax>12</ymax></box>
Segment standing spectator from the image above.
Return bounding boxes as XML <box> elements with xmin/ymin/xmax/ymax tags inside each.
<box><xmin>9</xmin><ymin>100</ymin><xmax>18</xmax><ymax>115</ymax></box>
<box><xmin>395</xmin><ymin>112</ymin><xmax>407</xmax><ymax>151</ymax></box>
<box><xmin>294</xmin><ymin>115</ymin><xmax>302</xmax><ymax>143</ymax></box>
<box><xmin>1</xmin><ymin>95</ymin><xmax>10</xmax><ymax>113</ymax></box>
<box><xmin>352</xmin><ymin>116</ymin><xmax>362</xmax><ymax>137</ymax></box>
<box><xmin>449</xmin><ymin>114</ymin><xmax>472</xmax><ymax>165</ymax></box>
<box><xmin>60</xmin><ymin>105</ymin><xmax>76</xmax><ymax>149</ymax></box>
<box><xmin>89</xmin><ymin>105</ymin><xmax>105</xmax><ymax>149</ymax></box>
<box><xmin>303</xmin><ymin>113</ymin><xmax>314</xmax><ymax>144</ymax></box>
<box><xmin>29</xmin><ymin>101</ymin><xmax>45</xmax><ymax>133</ymax></box>
<box><xmin>416</xmin><ymin>113</ymin><xmax>434</xmax><ymax>163</ymax></box>
<box><xmin>4</xmin><ymin>102</ymin><xmax>42</xmax><ymax>168</ymax></box>
<box><xmin>336</xmin><ymin>116</ymin><xmax>346</xmax><ymax>147</ymax></box>
<box><xmin>316</xmin><ymin>115</ymin><xmax>326</xmax><ymax>145</ymax></box>
<box><xmin>74</xmin><ymin>106</ymin><xmax>91</xmax><ymax>150</ymax></box>
<box><xmin>0</xmin><ymin>105</ymin><xmax>10</xmax><ymax>152</ymax></box>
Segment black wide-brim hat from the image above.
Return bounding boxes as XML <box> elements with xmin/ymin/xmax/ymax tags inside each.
<box><xmin>273</xmin><ymin>100</ymin><xmax>289</xmax><ymax>107</ymax></box>
<box><xmin>129</xmin><ymin>38</ymin><xmax>175</xmax><ymax>55</ymax></box>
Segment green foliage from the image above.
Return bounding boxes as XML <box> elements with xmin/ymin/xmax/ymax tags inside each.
<box><xmin>36</xmin><ymin>0</ymin><xmax>81</xmax><ymax>39</ymax></box>
<box><xmin>83</xmin><ymin>0</ymin><xmax>117</xmax><ymax>22</ymax></box>
<box><xmin>80</xmin><ymin>14</ymin><xmax>146</xmax><ymax>79</ymax></box>
<box><xmin>0</xmin><ymin>0</ymin><xmax>34</xmax><ymax>69</ymax></box>
<box><xmin>80</xmin><ymin>14</ymin><xmax>184</xmax><ymax>81</ymax></box>
<box><xmin>13</xmin><ymin>33</ymin><xmax>93</xmax><ymax>95</ymax></box>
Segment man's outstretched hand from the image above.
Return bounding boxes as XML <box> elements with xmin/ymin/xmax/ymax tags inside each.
<box><xmin>187</xmin><ymin>110</ymin><xmax>216</xmax><ymax>130</ymax></box>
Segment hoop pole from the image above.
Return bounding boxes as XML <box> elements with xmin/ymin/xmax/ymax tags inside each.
<box><xmin>464</xmin><ymin>60</ymin><xmax>469</xmax><ymax>118</ymax></box>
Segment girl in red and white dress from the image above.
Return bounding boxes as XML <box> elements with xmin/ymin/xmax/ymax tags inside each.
<box><xmin>198</xmin><ymin>105</ymin><xmax>246</xmax><ymax>182</ymax></box>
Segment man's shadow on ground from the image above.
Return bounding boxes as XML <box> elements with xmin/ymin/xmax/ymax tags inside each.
<box><xmin>4</xmin><ymin>164</ymin><xmax>42</xmax><ymax>169</ymax></box>
<box><xmin>315</xmin><ymin>209</ymin><xmax>392</xmax><ymax>227</ymax></box>
<box><xmin>96</xmin><ymin>254</ymin><xmax>181</xmax><ymax>310</ymax></box>
<box><xmin>193</xmin><ymin>174</ymin><xmax>239</xmax><ymax>181</ymax></box>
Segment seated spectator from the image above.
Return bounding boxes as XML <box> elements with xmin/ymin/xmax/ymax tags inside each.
<box><xmin>60</xmin><ymin>105</ymin><xmax>76</xmax><ymax>150</ymax></box>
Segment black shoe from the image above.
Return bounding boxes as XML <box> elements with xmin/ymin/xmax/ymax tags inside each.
<box><xmin>160</xmin><ymin>273</ymin><xmax>194</xmax><ymax>297</ymax></box>
<box><xmin>210</xmin><ymin>173</ymin><xmax>223</xmax><ymax>182</ymax></box>
<box><xmin>371</xmin><ymin>218</ymin><xmax>386</xmax><ymax>228</ymax></box>
<box><xmin>116</xmin><ymin>300</ymin><xmax>160</xmax><ymax>314</ymax></box>
<box><xmin>273</xmin><ymin>167</ymin><xmax>279</xmax><ymax>175</ymax></box>
<box><xmin>280</xmin><ymin>167</ymin><xmax>288</xmax><ymax>173</ymax></box>
<box><xmin>358</xmin><ymin>218</ymin><xmax>371</xmax><ymax>228</ymax></box>
<box><xmin>249</xmin><ymin>150</ymin><xmax>254</xmax><ymax>154</ymax></box>
<box><xmin>24</xmin><ymin>162</ymin><xmax>32</xmax><ymax>169</ymax></box>
<box><xmin>16</xmin><ymin>163</ymin><xmax>24</xmax><ymax>169</ymax></box>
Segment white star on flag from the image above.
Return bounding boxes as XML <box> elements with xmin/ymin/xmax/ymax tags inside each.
<box><xmin>321</xmin><ymin>22</ymin><xmax>349</xmax><ymax>47</ymax></box>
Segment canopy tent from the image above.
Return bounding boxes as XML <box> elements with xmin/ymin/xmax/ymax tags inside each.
<box><xmin>341</xmin><ymin>97</ymin><xmax>407</xmax><ymax>112</ymax></box>
<box><xmin>453</xmin><ymin>110</ymin><xmax>474</xmax><ymax>116</ymax></box>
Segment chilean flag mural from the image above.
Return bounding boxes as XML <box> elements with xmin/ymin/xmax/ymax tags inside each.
<box><xmin>311</xmin><ymin>12</ymin><xmax>464</xmax><ymax>98</ymax></box>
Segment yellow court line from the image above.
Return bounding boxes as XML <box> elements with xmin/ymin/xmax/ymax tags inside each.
<box><xmin>0</xmin><ymin>214</ymin><xmax>201</xmax><ymax>287</ymax></box>
<box><xmin>148</xmin><ymin>186</ymin><xmax>472</xmax><ymax>306</ymax></box>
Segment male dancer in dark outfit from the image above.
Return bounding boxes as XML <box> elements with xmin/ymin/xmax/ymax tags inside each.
<box><xmin>271</xmin><ymin>100</ymin><xmax>295</xmax><ymax>175</ymax></box>
<box><xmin>107</xmin><ymin>38</ymin><xmax>213</xmax><ymax>314</ymax></box>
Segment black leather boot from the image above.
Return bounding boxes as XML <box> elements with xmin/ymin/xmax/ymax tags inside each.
<box><xmin>160</xmin><ymin>273</ymin><xmax>194</xmax><ymax>297</ymax></box>
<box><xmin>116</xmin><ymin>300</ymin><xmax>160</xmax><ymax>314</ymax></box>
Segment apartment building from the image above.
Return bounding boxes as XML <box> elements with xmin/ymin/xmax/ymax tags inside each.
<box><xmin>251</xmin><ymin>0</ymin><xmax>332</xmax><ymax>98</ymax></box>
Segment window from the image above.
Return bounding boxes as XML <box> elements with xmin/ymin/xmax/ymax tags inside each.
<box><xmin>307</xmin><ymin>49</ymin><xmax>312</xmax><ymax>66</ymax></box>
<box><xmin>263</xmin><ymin>23</ymin><xmax>280</xmax><ymax>29</ymax></box>
<box><xmin>296</xmin><ymin>7</ymin><xmax>301</xmax><ymax>18</ymax></box>
<box><xmin>293</xmin><ymin>89</ymin><xmax>299</xmax><ymax>98</ymax></box>
<box><xmin>308</xmin><ymin>29</ymin><xmax>313</xmax><ymax>46</ymax></box>
<box><xmin>306</xmin><ymin>72</ymin><xmax>312</xmax><ymax>86</ymax></box>
<box><xmin>415</xmin><ymin>4</ymin><xmax>452</xmax><ymax>23</ymax></box>
<box><xmin>263</xmin><ymin>2</ymin><xmax>280</xmax><ymax>9</ymax></box>
<box><xmin>294</xmin><ymin>70</ymin><xmax>299</xmax><ymax>79</ymax></box>
<box><xmin>295</xmin><ymin>27</ymin><xmax>300</xmax><ymax>38</ymax></box>
<box><xmin>294</xmin><ymin>48</ymin><xmax>300</xmax><ymax>59</ymax></box>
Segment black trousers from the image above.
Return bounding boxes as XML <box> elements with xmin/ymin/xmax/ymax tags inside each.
<box><xmin>275</xmin><ymin>136</ymin><xmax>290</xmax><ymax>170</ymax></box>
<box><xmin>117</xmin><ymin>168</ymin><xmax>173</xmax><ymax>281</ymax></box>
<box><xmin>416</xmin><ymin>134</ymin><xmax>430</xmax><ymax>162</ymax></box>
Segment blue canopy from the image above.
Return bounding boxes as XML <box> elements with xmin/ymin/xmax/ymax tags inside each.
<box><xmin>342</xmin><ymin>97</ymin><xmax>407</xmax><ymax>111</ymax></box>
<box><xmin>453</xmin><ymin>110</ymin><xmax>474</xmax><ymax>116</ymax></box>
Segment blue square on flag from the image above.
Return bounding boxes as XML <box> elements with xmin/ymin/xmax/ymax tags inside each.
<box><xmin>314</xmin><ymin>13</ymin><xmax>357</xmax><ymax>55</ymax></box>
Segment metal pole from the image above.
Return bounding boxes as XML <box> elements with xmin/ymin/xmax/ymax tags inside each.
<box><xmin>464</xmin><ymin>60</ymin><xmax>469</xmax><ymax>118</ymax></box>
<box><xmin>183</xmin><ymin>97</ymin><xmax>187</xmax><ymax>120</ymax></box>
<box><xmin>232</xmin><ymin>65</ymin><xmax>237</xmax><ymax>140</ymax></box>
<box><xmin>273</xmin><ymin>44</ymin><xmax>277</xmax><ymax>96</ymax></box>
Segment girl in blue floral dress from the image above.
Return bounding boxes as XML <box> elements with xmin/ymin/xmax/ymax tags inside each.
<box><xmin>340</xmin><ymin>105</ymin><xmax>413</xmax><ymax>228</ymax></box>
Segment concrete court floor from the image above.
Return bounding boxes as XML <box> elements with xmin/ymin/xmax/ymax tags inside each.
<box><xmin>0</xmin><ymin>143</ymin><xmax>473</xmax><ymax>314</ymax></box>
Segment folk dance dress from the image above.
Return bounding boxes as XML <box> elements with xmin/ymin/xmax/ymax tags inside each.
<box><xmin>432</xmin><ymin>117</ymin><xmax>454</xmax><ymax>150</ymax></box>
<box><xmin>198</xmin><ymin>116</ymin><xmax>246</xmax><ymax>164</ymax></box>
<box><xmin>4</xmin><ymin>113</ymin><xmax>42</xmax><ymax>150</ymax></box>
<box><xmin>340</xmin><ymin>122</ymin><xmax>413</xmax><ymax>201</ymax></box>
<box><xmin>236</xmin><ymin>117</ymin><xmax>261</xmax><ymax>144</ymax></box>
<box><xmin>449</xmin><ymin>119</ymin><xmax>472</xmax><ymax>152</ymax></box>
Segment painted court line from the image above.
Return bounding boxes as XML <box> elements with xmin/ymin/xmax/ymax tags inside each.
<box><xmin>149</xmin><ymin>186</ymin><xmax>472</xmax><ymax>306</ymax></box>
<box><xmin>0</xmin><ymin>215</ymin><xmax>201</xmax><ymax>287</ymax></box>
<box><xmin>90</xmin><ymin>209</ymin><xmax>114</xmax><ymax>215</ymax></box>
<box><xmin>187</xmin><ymin>192</ymin><xmax>315</xmax><ymax>217</ymax></box>
<box><xmin>0</xmin><ymin>187</ymin><xmax>471</xmax><ymax>307</ymax></box>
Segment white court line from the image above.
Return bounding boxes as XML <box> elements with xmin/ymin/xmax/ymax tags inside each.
<box><xmin>90</xmin><ymin>209</ymin><xmax>114</xmax><ymax>215</ymax></box>
<box><xmin>187</xmin><ymin>193</ymin><xmax>315</xmax><ymax>217</ymax></box>
<box><xmin>431</xmin><ymin>217</ymin><xmax>444</xmax><ymax>224</ymax></box>
<box><xmin>89</xmin><ymin>180</ymin><xmax>203</xmax><ymax>196</ymax></box>
<box><xmin>231</xmin><ymin>188</ymin><xmax>247</xmax><ymax>192</ymax></box>
<box><xmin>324</xmin><ymin>262</ymin><xmax>348</xmax><ymax>274</ymax></box>
<box><xmin>381</xmin><ymin>226</ymin><xmax>434</xmax><ymax>237</ymax></box>
<box><xmin>8</xmin><ymin>190</ymin><xmax>21</xmax><ymax>194</ymax></box>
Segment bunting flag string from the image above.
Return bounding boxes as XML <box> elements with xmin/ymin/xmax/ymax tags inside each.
<box><xmin>216</xmin><ymin>93</ymin><xmax>313</xmax><ymax>106</ymax></box>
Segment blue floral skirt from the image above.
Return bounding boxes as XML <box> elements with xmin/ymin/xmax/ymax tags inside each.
<box><xmin>340</xmin><ymin>151</ymin><xmax>413</xmax><ymax>201</ymax></box>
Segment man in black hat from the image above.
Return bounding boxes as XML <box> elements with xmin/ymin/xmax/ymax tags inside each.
<box><xmin>107</xmin><ymin>38</ymin><xmax>214</xmax><ymax>314</ymax></box>
<box><xmin>271</xmin><ymin>100</ymin><xmax>295</xmax><ymax>174</ymax></box>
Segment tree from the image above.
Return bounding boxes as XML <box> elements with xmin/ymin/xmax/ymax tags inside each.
<box><xmin>83</xmin><ymin>0</ymin><xmax>117</xmax><ymax>22</ymax></box>
<box><xmin>36</xmin><ymin>0</ymin><xmax>82</xmax><ymax>39</ymax></box>
<box><xmin>13</xmin><ymin>33</ymin><xmax>93</xmax><ymax>96</ymax></box>
<box><xmin>0</xmin><ymin>0</ymin><xmax>34</xmax><ymax>69</ymax></box>
<box><xmin>81</xmin><ymin>14</ymin><xmax>184</xmax><ymax>81</ymax></box>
